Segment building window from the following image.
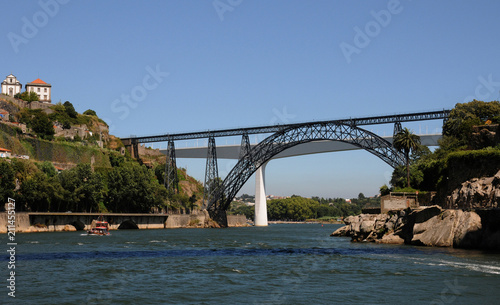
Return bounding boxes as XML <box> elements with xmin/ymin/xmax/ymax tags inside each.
<box><xmin>44</xmin><ymin>88</ymin><xmax>47</xmax><ymax>92</ymax></box>
<box><xmin>37</xmin><ymin>88</ymin><xmax>40</xmax><ymax>92</ymax></box>
<box><xmin>44</xmin><ymin>95</ymin><xmax>47</xmax><ymax>100</ymax></box>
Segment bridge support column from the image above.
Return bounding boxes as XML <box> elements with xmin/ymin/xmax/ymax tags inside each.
<box><xmin>165</xmin><ymin>140</ymin><xmax>179</xmax><ymax>194</ymax></box>
<box><xmin>254</xmin><ymin>162</ymin><xmax>268</xmax><ymax>226</ymax></box>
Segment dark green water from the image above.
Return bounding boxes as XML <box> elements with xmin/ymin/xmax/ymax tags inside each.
<box><xmin>2</xmin><ymin>224</ymin><xmax>500</xmax><ymax>304</ymax></box>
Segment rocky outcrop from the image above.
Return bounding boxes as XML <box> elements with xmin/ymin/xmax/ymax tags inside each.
<box><xmin>470</xmin><ymin>124</ymin><xmax>499</xmax><ymax>149</ymax></box>
<box><xmin>446</xmin><ymin>170</ymin><xmax>500</xmax><ymax>209</ymax></box>
<box><xmin>331</xmin><ymin>206</ymin><xmax>500</xmax><ymax>250</ymax></box>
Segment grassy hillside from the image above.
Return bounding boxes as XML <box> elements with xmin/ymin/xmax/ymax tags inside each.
<box><xmin>0</xmin><ymin>123</ymin><xmax>112</xmax><ymax>167</ymax></box>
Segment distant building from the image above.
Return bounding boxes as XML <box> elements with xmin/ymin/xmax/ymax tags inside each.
<box><xmin>1</xmin><ymin>74</ymin><xmax>22</xmax><ymax>97</ymax></box>
<box><xmin>0</xmin><ymin>147</ymin><xmax>12</xmax><ymax>158</ymax></box>
<box><xmin>0</xmin><ymin>109</ymin><xmax>9</xmax><ymax>121</ymax></box>
<box><xmin>25</xmin><ymin>78</ymin><xmax>51</xmax><ymax>103</ymax></box>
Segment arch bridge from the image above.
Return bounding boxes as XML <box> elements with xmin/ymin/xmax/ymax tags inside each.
<box><xmin>121</xmin><ymin>110</ymin><xmax>450</xmax><ymax>227</ymax></box>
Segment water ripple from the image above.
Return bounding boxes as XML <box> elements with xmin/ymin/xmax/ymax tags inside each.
<box><xmin>7</xmin><ymin>247</ymin><xmax>423</xmax><ymax>261</ymax></box>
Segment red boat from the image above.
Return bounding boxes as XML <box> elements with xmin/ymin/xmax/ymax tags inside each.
<box><xmin>87</xmin><ymin>216</ymin><xmax>110</xmax><ymax>236</ymax></box>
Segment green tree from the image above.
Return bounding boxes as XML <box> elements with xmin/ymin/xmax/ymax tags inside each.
<box><xmin>393</xmin><ymin>128</ymin><xmax>421</xmax><ymax>188</ymax></box>
<box><xmin>36</xmin><ymin>161</ymin><xmax>57</xmax><ymax>178</ymax></box>
<box><xmin>58</xmin><ymin>164</ymin><xmax>104</xmax><ymax>212</ymax></box>
<box><xmin>62</xmin><ymin>121</ymin><xmax>71</xmax><ymax>130</ymax></box>
<box><xmin>443</xmin><ymin>100</ymin><xmax>500</xmax><ymax>147</ymax></box>
<box><xmin>63</xmin><ymin>101</ymin><xmax>78</xmax><ymax>119</ymax></box>
<box><xmin>31</xmin><ymin>111</ymin><xmax>55</xmax><ymax>140</ymax></box>
<box><xmin>17</xmin><ymin>171</ymin><xmax>63</xmax><ymax>212</ymax></box>
<box><xmin>15</xmin><ymin>91</ymin><xmax>39</xmax><ymax>102</ymax></box>
<box><xmin>380</xmin><ymin>184</ymin><xmax>391</xmax><ymax>196</ymax></box>
<box><xmin>106</xmin><ymin>162</ymin><xmax>166</xmax><ymax>213</ymax></box>
<box><xmin>83</xmin><ymin>109</ymin><xmax>97</xmax><ymax>116</ymax></box>
<box><xmin>0</xmin><ymin>160</ymin><xmax>15</xmax><ymax>204</ymax></box>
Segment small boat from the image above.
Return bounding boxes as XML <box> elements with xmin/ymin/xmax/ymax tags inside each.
<box><xmin>87</xmin><ymin>215</ymin><xmax>110</xmax><ymax>236</ymax></box>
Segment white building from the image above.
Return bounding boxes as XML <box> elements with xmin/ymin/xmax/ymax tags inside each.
<box><xmin>1</xmin><ymin>74</ymin><xmax>22</xmax><ymax>97</ymax></box>
<box><xmin>25</xmin><ymin>78</ymin><xmax>51</xmax><ymax>103</ymax></box>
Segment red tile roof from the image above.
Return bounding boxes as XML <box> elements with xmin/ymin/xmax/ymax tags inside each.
<box><xmin>30</xmin><ymin>78</ymin><xmax>47</xmax><ymax>84</ymax></box>
<box><xmin>0</xmin><ymin>147</ymin><xmax>12</xmax><ymax>152</ymax></box>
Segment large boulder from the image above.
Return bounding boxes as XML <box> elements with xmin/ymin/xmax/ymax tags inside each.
<box><xmin>376</xmin><ymin>232</ymin><xmax>404</xmax><ymax>245</ymax></box>
<box><xmin>411</xmin><ymin>209</ymin><xmax>484</xmax><ymax>248</ymax></box>
<box><xmin>330</xmin><ymin>225</ymin><xmax>350</xmax><ymax>237</ymax></box>
<box><xmin>411</xmin><ymin>210</ymin><xmax>460</xmax><ymax>247</ymax></box>
<box><xmin>453</xmin><ymin>211</ymin><xmax>482</xmax><ymax>248</ymax></box>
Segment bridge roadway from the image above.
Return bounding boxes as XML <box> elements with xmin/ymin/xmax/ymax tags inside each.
<box><xmin>168</xmin><ymin>134</ymin><xmax>441</xmax><ymax>159</ymax></box>
<box><xmin>166</xmin><ymin>133</ymin><xmax>441</xmax><ymax>227</ymax></box>
<box><xmin>121</xmin><ymin>110</ymin><xmax>450</xmax><ymax>144</ymax></box>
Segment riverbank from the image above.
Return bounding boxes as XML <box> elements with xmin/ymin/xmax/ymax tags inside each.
<box><xmin>269</xmin><ymin>219</ymin><xmax>343</xmax><ymax>225</ymax></box>
<box><xmin>331</xmin><ymin>205</ymin><xmax>500</xmax><ymax>250</ymax></box>
<box><xmin>0</xmin><ymin>212</ymin><xmax>249</xmax><ymax>233</ymax></box>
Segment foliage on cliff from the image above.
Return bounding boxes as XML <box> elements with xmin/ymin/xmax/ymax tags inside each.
<box><xmin>0</xmin><ymin>125</ymin><xmax>203</xmax><ymax>213</ymax></box>
<box><xmin>0</xmin><ymin>99</ymin><xmax>204</xmax><ymax>213</ymax></box>
<box><xmin>389</xmin><ymin>100</ymin><xmax>500</xmax><ymax>200</ymax></box>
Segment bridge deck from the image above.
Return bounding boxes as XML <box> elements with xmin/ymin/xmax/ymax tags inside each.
<box><xmin>169</xmin><ymin>134</ymin><xmax>441</xmax><ymax>160</ymax></box>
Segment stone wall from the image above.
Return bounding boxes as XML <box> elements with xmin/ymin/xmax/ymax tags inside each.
<box><xmin>380</xmin><ymin>193</ymin><xmax>417</xmax><ymax>213</ymax></box>
<box><xmin>227</xmin><ymin>215</ymin><xmax>249</xmax><ymax>227</ymax></box>
<box><xmin>165</xmin><ymin>214</ymin><xmax>206</xmax><ymax>228</ymax></box>
<box><xmin>0</xmin><ymin>211</ymin><xmax>250</xmax><ymax>233</ymax></box>
<box><xmin>165</xmin><ymin>213</ymin><xmax>249</xmax><ymax>228</ymax></box>
<box><xmin>0</xmin><ymin>213</ymin><xmax>169</xmax><ymax>233</ymax></box>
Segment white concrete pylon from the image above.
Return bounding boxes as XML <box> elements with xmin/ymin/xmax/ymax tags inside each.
<box><xmin>254</xmin><ymin>162</ymin><xmax>268</xmax><ymax>226</ymax></box>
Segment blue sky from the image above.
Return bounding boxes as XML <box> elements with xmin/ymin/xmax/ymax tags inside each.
<box><xmin>2</xmin><ymin>1</ymin><xmax>500</xmax><ymax>198</ymax></box>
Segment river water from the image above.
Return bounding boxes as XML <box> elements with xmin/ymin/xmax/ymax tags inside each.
<box><xmin>2</xmin><ymin>224</ymin><xmax>500</xmax><ymax>304</ymax></box>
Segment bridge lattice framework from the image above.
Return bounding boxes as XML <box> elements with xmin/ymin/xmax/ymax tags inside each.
<box><xmin>121</xmin><ymin>110</ymin><xmax>451</xmax><ymax>226</ymax></box>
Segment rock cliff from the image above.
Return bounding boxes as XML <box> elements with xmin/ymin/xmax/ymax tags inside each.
<box><xmin>446</xmin><ymin>170</ymin><xmax>500</xmax><ymax>209</ymax></box>
<box><xmin>331</xmin><ymin>205</ymin><xmax>500</xmax><ymax>250</ymax></box>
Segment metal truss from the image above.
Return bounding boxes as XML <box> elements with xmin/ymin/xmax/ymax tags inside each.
<box><xmin>239</xmin><ymin>133</ymin><xmax>251</xmax><ymax>159</ymax></box>
<box><xmin>393</xmin><ymin>122</ymin><xmax>403</xmax><ymax>138</ymax></box>
<box><xmin>164</xmin><ymin>140</ymin><xmax>179</xmax><ymax>194</ymax></box>
<box><xmin>203</xmin><ymin>136</ymin><xmax>220</xmax><ymax>209</ymax></box>
<box><xmin>121</xmin><ymin>110</ymin><xmax>451</xmax><ymax>144</ymax></box>
<box><xmin>207</xmin><ymin>122</ymin><xmax>406</xmax><ymax>226</ymax></box>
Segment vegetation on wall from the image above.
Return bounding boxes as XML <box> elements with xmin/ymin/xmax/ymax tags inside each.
<box><xmin>14</xmin><ymin>91</ymin><xmax>39</xmax><ymax>102</ymax></box>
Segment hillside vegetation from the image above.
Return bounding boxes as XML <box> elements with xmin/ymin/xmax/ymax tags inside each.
<box><xmin>0</xmin><ymin>98</ymin><xmax>204</xmax><ymax>213</ymax></box>
<box><xmin>386</xmin><ymin>100</ymin><xmax>500</xmax><ymax>201</ymax></box>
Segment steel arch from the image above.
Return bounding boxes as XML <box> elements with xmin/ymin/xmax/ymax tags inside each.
<box><xmin>207</xmin><ymin>122</ymin><xmax>406</xmax><ymax>225</ymax></box>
